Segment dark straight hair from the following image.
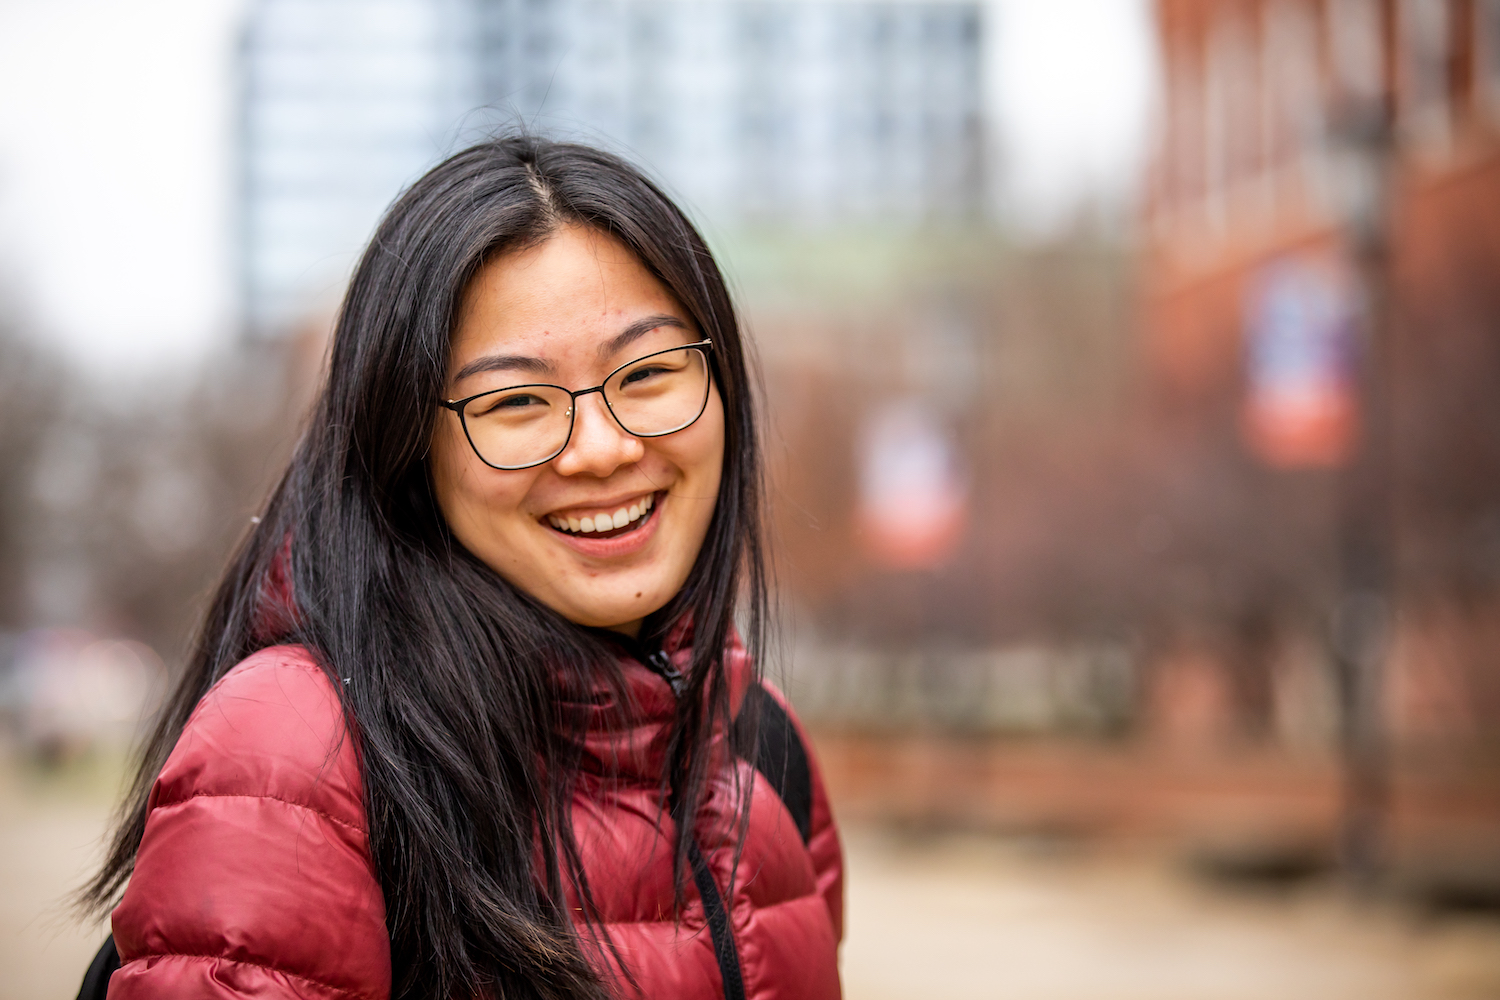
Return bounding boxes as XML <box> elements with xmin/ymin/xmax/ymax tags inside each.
<box><xmin>82</xmin><ymin>134</ymin><xmax>769</xmax><ymax>1000</ymax></box>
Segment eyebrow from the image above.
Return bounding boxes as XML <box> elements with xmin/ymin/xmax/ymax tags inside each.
<box><xmin>451</xmin><ymin>353</ymin><xmax>554</xmax><ymax>383</ymax></box>
<box><xmin>450</xmin><ymin>314</ymin><xmax>692</xmax><ymax>386</ymax></box>
<box><xmin>598</xmin><ymin>314</ymin><xmax>691</xmax><ymax>359</ymax></box>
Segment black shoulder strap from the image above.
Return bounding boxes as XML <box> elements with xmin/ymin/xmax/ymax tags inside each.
<box><xmin>687</xmin><ymin>839</ymin><xmax>746</xmax><ymax>1000</ymax></box>
<box><xmin>732</xmin><ymin>683</ymin><xmax>814</xmax><ymax>846</ymax></box>
<box><xmin>76</xmin><ymin>935</ymin><xmax>119</xmax><ymax>1000</ymax></box>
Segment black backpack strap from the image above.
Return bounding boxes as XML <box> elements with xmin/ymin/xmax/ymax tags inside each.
<box><xmin>76</xmin><ymin>935</ymin><xmax>119</xmax><ymax>1000</ymax></box>
<box><xmin>732</xmin><ymin>682</ymin><xmax>814</xmax><ymax>846</ymax></box>
<box><xmin>687</xmin><ymin>840</ymin><xmax>746</xmax><ymax>1000</ymax></box>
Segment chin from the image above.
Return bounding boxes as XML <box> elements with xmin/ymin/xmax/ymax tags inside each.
<box><xmin>551</xmin><ymin>578</ymin><xmax>675</xmax><ymax>631</ymax></box>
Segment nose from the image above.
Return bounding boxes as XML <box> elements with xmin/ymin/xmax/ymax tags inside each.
<box><xmin>551</xmin><ymin>391</ymin><xmax>644</xmax><ymax>477</ymax></box>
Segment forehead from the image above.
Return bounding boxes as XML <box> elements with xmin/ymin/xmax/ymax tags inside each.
<box><xmin>451</xmin><ymin>225</ymin><xmax>689</xmax><ymax>364</ymax></box>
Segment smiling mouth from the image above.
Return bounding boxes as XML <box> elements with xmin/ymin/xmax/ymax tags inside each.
<box><xmin>545</xmin><ymin>492</ymin><xmax>659</xmax><ymax>539</ymax></box>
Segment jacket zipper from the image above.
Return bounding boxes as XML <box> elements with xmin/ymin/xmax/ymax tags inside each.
<box><xmin>644</xmin><ymin>649</ymin><xmax>685</xmax><ymax>697</ymax></box>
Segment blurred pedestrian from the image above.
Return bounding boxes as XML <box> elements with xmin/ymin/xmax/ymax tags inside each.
<box><xmin>78</xmin><ymin>135</ymin><xmax>843</xmax><ymax>1000</ymax></box>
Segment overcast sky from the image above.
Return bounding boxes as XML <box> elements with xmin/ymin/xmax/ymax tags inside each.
<box><xmin>0</xmin><ymin>0</ymin><xmax>1156</xmax><ymax>375</ymax></box>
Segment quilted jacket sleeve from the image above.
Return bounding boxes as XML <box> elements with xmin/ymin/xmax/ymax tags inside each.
<box><xmin>109</xmin><ymin>646</ymin><xmax>390</xmax><ymax>1000</ymax></box>
<box><xmin>764</xmin><ymin>683</ymin><xmax>845</xmax><ymax>942</ymax></box>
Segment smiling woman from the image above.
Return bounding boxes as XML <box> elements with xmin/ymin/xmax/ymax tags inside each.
<box><xmin>431</xmin><ymin>227</ymin><xmax>725</xmax><ymax>633</ymax></box>
<box><xmin>77</xmin><ymin>136</ymin><xmax>844</xmax><ymax>1000</ymax></box>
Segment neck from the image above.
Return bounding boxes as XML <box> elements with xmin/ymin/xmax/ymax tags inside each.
<box><xmin>603</xmin><ymin>618</ymin><xmax>643</xmax><ymax>639</ymax></box>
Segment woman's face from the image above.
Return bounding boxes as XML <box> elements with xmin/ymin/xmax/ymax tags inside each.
<box><xmin>430</xmin><ymin>225</ymin><xmax>725</xmax><ymax>634</ymax></box>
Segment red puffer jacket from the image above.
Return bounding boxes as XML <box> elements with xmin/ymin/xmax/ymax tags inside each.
<box><xmin>108</xmin><ymin>640</ymin><xmax>843</xmax><ymax>999</ymax></box>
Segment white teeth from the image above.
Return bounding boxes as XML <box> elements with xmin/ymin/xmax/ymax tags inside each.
<box><xmin>549</xmin><ymin>496</ymin><xmax>657</xmax><ymax>534</ymax></box>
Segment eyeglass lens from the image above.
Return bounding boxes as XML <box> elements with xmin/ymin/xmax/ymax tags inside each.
<box><xmin>459</xmin><ymin>345</ymin><xmax>710</xmax><ymax>470</ymax></box>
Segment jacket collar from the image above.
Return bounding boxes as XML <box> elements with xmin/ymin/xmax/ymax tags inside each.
<box><xmin>568</xmin><ymin>625</ymin><xmax>751</xmax><ymax>783</ymax></box>
<box><xmin>253</xmin><ymin>542</ymin><xmax>749</xmax><ymax>783</ymax></box>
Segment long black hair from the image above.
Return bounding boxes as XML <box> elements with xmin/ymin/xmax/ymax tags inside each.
<box><xmin>82</xmin><ymin>134</ymin><xmax>769</xmax><ymax>1000</ymax></box>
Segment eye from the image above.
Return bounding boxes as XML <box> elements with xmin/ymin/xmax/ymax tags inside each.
<box><xmin>621</xmin><ymin>365</ymin><xmax>669</xmax><ymax>386</ymax></box>
<box><xmin>497</xmin><ymin>393</ymin><xmax>545</xmax><ymax>407</ymax></box>
<box><xmin>472</xmin><ymin>391</ymin><xmax>550</xmax><ymax>417</ymax></box>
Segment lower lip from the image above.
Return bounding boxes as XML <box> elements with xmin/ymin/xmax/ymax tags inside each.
<box><xmin>547</xmin><ymin>494</ymin><xmax>663</xmax><ymax>558</ymax></box>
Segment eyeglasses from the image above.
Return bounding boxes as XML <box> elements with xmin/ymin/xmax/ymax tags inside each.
<box><xmin>439</xmin><ymin>340</ymin><xmax>715</xmax><ymax>470</ymax></box>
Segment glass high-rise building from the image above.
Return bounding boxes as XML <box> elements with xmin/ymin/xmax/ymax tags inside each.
<box><xmin>241</xmin><ymin>0</ymin><xmax>985</xmax><ymax>333</ymax></box>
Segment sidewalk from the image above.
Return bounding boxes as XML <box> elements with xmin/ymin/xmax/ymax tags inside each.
<box><xmin>840</xmin><ymin>826</ymin><xmax>1500</xmax><ymax>1000</ymax></box>
<box><xmin>4</xmin><ymin>754</ymin><xmax>1499</xmax><ymax>1000</ymax></box>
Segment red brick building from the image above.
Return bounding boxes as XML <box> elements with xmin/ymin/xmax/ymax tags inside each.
<box><xmin>1142</xmin><ymin>0</ymin><xmax>1500</xmax><ymax>852</ymax></box>
<box><xmin>1147</xmin><ymin>0</ymin><xmax>1500</xmax><ymax>415</ymax></box>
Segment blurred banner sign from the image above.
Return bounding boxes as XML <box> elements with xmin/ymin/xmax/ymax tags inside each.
<box><xmin>1241</xmin><ymin>257</ymin><xmax>1359</xmax><ymax>468</ymax></box>
<box><xmin>855</xmin><ymin>400</ymin><xmax>967</xmax><ymax>569</ymax></box>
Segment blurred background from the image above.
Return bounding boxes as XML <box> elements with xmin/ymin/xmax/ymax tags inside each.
<box><xmin>3</xmin><ymin>0</ymin><xmax>1500</xmax><ymax>997</ymax></box>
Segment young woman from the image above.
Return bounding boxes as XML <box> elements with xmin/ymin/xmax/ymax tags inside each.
<box><xmin>81</xmin><ymin>136</ymin><xmax>844</xmax><ymax>1000</ymax></box>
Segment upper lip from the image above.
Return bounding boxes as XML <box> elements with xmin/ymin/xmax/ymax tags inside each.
<box><xmin>542</xmin><ymin>490</ymin><xmax>659</xmax><ymax>519</ymax></box>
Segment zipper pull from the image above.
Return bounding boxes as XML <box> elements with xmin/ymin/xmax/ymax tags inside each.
<box><xmin>647</xmin><ymin>650</ymin><xmax>685</xmax><ymax>698</ymax></box>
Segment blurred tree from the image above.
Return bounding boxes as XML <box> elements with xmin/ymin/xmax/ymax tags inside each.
<box><xmin>88</xmin><ymin>344</ymin><xmax>308</xmax><ymax>659</ymax></box>
<box><xmin>12</xmin><ymin>338</ymin><xmax>308</xmax><ymax>662</ymax></box>
<box><xmin>0</xmin><ymin>311</ymin><xmax>63</xmax><ymax>630</ymax></box>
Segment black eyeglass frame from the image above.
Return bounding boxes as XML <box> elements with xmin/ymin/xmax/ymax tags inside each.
<box><xmin>438</xmin><ymin>339</ymin><xmax>715</xmax><ymax>471</ymax></box>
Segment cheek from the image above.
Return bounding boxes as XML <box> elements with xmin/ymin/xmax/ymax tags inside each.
<box><xmin>638</xmin><ymin>388</ymin><xmax>725</xmax><ymax>487</ymax></box>
<box><xmin>429</xmin><ymin>420</ymin><xmax>530</xmax><ymax>537</ymax></box>
<box><xmin>429</xmin><ymin>420</ymin><xmax>468</xmax><ymax>521</ymax></box>
<box><xmin>693</xmin><ymin>391</ymin><xmax>728</xmax><ymax>486</ymax></box>
<box><xmin>658</xmin><ymin>393</ymin><xmax>725</xmax><ymax>543</ymax></box>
